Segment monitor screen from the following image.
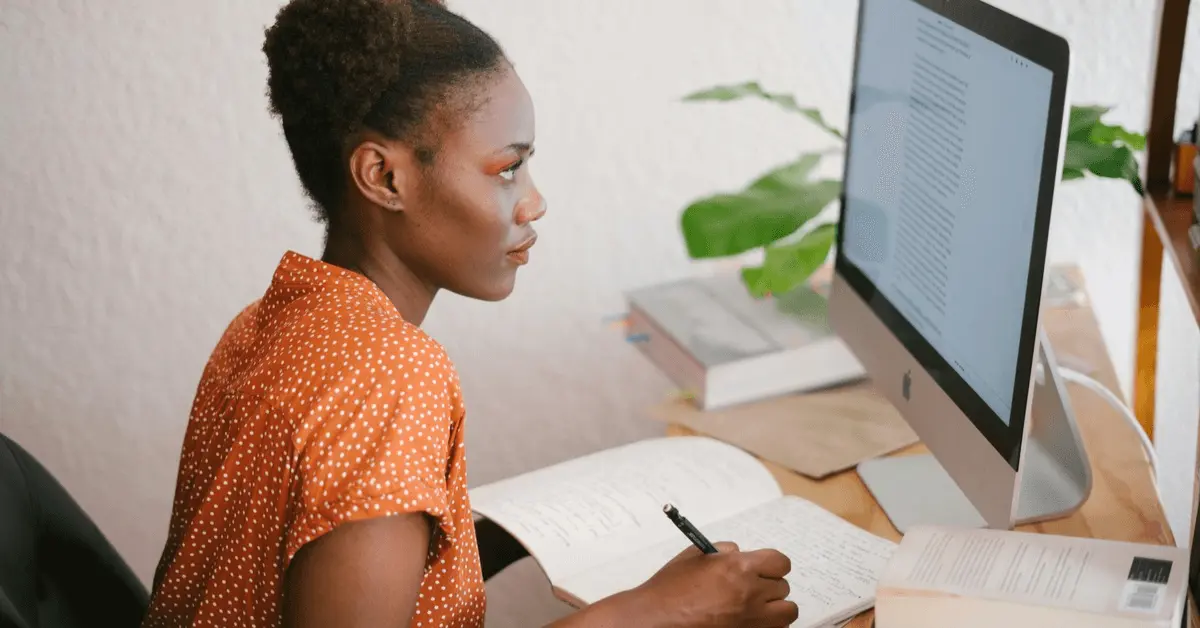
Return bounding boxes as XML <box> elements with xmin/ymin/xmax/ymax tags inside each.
<box><xmin>839</xmin><ymin>0</ymin><xmax>1056</xmax><ymax>434</ymax></box>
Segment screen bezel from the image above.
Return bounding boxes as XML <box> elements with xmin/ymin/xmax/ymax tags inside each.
<box><xmin>834</xmin><ymin>0</ymin><xmax>1069</xmax><ymax>470</ymax></box>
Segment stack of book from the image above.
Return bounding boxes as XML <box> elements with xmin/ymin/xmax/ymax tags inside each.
<box><xmin>621</xmin><ymin>271</ymin><xmax>865</xmax><ymax>410</ymax></box>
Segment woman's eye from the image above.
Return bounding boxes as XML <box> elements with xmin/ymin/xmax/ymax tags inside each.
<box><xmin>499</xmin><ymin>159</ymin><xmax>523</xmax><ymax>182</ymax></box>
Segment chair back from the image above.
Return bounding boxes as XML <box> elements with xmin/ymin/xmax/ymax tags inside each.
<box><xmin>0</xmin><ymin>433</ymin><xmax>148</xmax><ymax>628</ymax></box>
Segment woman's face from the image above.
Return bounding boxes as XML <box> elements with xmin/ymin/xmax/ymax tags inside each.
<box><xmin>385</xmin><ymin>65</ymin><xmax>545</xmax><ymax>302</ymax></box>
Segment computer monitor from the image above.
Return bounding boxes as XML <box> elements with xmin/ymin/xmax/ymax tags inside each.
<box><xmin>828</xmin><ymin>0</ymin><xmax>1092</xmax><ymax>533</ymax></box>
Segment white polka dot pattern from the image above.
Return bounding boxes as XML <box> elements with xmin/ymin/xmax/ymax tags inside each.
<box><xmin>142</xmin><ymin>251</ymin><xmax>486</xmax><ymax>627</ymax></box>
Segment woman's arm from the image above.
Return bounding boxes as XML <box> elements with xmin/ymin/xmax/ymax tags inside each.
<box><xmin>282</xmin><ymin>513</ymin><xmax>431</xmax><ymax>627</ymax></box>
<box><xmin>282</xmin><ymin>519</ymin><xmax>798</xmax><ymax>628</ymax></box>
<box><xmin>475</xmin><ymin>517</ymin><xmax>530</xmax><ymax>580</ymax></box>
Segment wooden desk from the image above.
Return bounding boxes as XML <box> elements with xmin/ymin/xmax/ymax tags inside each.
<box><xmin>665</xmin><ymin>272</ymin><xmax>1175</xmax><ymax>627</ymax></box>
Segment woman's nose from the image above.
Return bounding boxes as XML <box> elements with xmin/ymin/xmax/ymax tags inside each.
<box><xmin>516</xmin><ymin>188</ymin><xmax>547</xmax><ymax>225</ymax></box>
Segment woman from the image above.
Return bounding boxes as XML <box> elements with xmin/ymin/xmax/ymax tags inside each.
<box><xmin>143</xmin><ymin>1</ymin><xmax>800</xmax><ymax>627</ymax></box>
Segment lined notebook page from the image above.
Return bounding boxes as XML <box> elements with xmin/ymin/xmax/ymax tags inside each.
<box><xmin>560</xmin><ymin>496</ymin><xmax>897</xmax><ymax>627</ymax></box>
<box><xmin>469</xmin><ymin>436</ymin><xmax>783</xmax><ymax>583</ymax></box>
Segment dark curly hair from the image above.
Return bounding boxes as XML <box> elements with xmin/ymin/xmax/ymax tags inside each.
<box><xmin>262</xmin><ymin>0</ymin><xmax>507</xmax><ymax>223</ymax></box>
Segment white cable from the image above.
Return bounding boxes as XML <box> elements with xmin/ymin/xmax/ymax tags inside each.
<box><xmin>1056</xmin><ymin>366</ymin><xmax>1161</xmax><ymax>503</ymax></box>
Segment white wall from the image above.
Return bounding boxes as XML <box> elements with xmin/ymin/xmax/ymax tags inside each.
<box><xmin>1154</xmin><ymin>262</ymin><xmax>1200</xmax><ymax>550</ymax></box>
<box><xmin>1</xmin><ymin>1</ymin><xmax>1198</xmax><ymax>626</ymax></box>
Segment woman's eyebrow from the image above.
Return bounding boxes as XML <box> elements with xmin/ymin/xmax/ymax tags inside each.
<box><xmin>500</xmin><ymin>141</ymin><xmax>533</xmax><ymax>154</ymax></box>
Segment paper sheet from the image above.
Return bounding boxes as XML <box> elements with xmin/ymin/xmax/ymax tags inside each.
<box><xmin>650</xmin><ymin>386</ymin><xmax>918</xmax><ymax>479</ymax></box>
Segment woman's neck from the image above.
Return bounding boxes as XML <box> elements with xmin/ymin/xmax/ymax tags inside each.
<box><xmin>321</xmin><ymin>224</ymin><xmax>437</xmax><ymax>326</ymax></box>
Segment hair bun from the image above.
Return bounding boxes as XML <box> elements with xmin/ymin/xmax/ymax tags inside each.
<box><xmin>261</xmin><ymin>0</ymin><xmax>505</xmax><ymax>219</ymax></box>
<box><xmin>263</xmin><ymin>0</ymin><xmax>416</xmax><ymax>135</ymax></box>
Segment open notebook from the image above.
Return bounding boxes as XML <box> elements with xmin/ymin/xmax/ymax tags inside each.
<box><xmin>469</xmin><ymin>436</ymin><xmax>897</xmax><ymax>628</ymax></box>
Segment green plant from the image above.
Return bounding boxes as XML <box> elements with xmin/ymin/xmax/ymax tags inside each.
<box><xmin>678</xmin><ymin>81</ymin><xmax>1148</xmax><ymax>298</ymax></box>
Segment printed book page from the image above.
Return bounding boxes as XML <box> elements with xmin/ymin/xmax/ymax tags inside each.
<box><xmin>880</xmin><ymin>525</ymin><xmax>1190</xmax><ymax>621</ymax></box>
<box><xmin>558</xmin><ymin>496</ymin><xmax>898</xmax><ymax>628</ymax></box>
<box><xmin>468</xmin><ymin>436</ymin><xmax>783</xmax><ymax>584</ymax></box>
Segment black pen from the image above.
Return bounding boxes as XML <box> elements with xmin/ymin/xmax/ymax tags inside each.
<box><xmin>663</xmin><ymin>503</ymin><xmax>719</xmax><ymax>554</ymax></box>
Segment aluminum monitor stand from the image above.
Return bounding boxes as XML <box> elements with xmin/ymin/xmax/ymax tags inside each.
<box><xmin>856</xmin><ymin>331</ymin><xmax>1093</xmax><ymax>534</ymax></box>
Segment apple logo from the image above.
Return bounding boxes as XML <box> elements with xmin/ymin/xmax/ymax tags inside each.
<box><xmin>901</xmin><ymin>370</ymin><xmax>912</xmax><ymax>401</ymax></box>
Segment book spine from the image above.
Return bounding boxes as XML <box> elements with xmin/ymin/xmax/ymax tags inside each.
<box><xmin>703</xmin><ymin>338</ymin><xmax>865</xmax><ymax>410</ymax></box>
<box><xmin>624</xmin><ymin>305</ymin><xmax>709</xmax><ymax>407</ymax></box>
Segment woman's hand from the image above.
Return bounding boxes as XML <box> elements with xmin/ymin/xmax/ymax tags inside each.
<box><xmin>547</xmin><ymin>541</ymin><xmax>798</xmax><ymax>628</ymax></box>
<box><xmin>630</xmin><ymin>542</ymin><xmax>799</xmax><ymax>627</ymax></box>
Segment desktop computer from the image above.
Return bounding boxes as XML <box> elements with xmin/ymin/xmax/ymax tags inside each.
<box><xmin>828</xmin><ymin>0</ymin><xmax>1091</xmax><ymax>533</ymax></box>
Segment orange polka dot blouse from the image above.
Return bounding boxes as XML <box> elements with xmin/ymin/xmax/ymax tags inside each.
<box><xmin>143</xmin><ymin>251</ymin><xmax>485</xmax><ymax>627</ymax></box>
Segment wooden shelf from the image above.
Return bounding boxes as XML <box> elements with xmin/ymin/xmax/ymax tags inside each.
<box><xmin>1144</xmin><ymin>189</ymin><xmax>1200</xmax><ymax>324</ymax></box>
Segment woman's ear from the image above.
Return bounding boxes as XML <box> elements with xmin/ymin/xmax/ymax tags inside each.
<box><xmin>348</xmin><ymin>139</ymin><xmax>414</xmax><ymax>214</ymax></box>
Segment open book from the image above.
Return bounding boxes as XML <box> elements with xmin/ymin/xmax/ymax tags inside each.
<box><xmin>875</xmin><ymin>525</ymin><xmax>1191</xmax><ymax>628</ymax></box>
<box><xmin>468</xmin><ymin>436</ymin><xmax>897</xmax><ymax>628</ymax></box>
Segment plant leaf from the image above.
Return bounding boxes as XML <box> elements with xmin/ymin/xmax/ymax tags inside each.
<box><xmin>740</xmin><ymin>266</ymin><xmax>767</xmax><ymax>293</ymax></box>
<box><xmin>1063</xmin><ymin>140</ymin><xmax>1144</xmax><ymax>196</ymax></box>
<box><xmin>680</xmin><ymin>154</ymin><xmax>842</xmax><ymax>258</ymax></box>
<box><xmin>747</xmin><ymin>153</ymin><xmax>823</xmax><ymax>193</ymax></box>
<box><xmin>1089</xmin><ymin>122</ymin><xmax>1146</xmax><ymax>151</ymax></box>
<box><xmin>1068</xmin><ymin>105</ymin><xmax>1110</xmax><ymax>141</ymax></box>
<box><xmin>740</xmin><ymin>223</ymin><xmax>838</xmax><ymax>298</ymax></box>
<box><xmin>1062</xmin><ymin>140</ymin><xmax>1094</xmax><ymax>171</ymax></box>
<box><xmin>1061</xmin><ymin>167</ymin><xmax>1086</xmax><ymax>181</ymax></box>
<box><xmin>682</xmin><ymin>81</ymin><xmax>845</xmax><ymax>140</ymax></box>
<box><xmin>1087</xmin><ymin>145</ymin><xmax>1144</xmax><ymax>196</ymax></box>
<box><xmin>1068</xmin><ymin>105</ymin><xmax>1145</xmax><ymax>150</ymax></box>
<box><xmin>1061</xmin><ymin>105</ymin><xmax>1146</xmax><ymax>195</ymax></box>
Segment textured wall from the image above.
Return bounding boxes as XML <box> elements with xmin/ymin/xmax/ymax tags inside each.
<box><xmin>1</xmin><ymin>1</ymin><xmax>1198</xmax><ymax>626</ymax></box>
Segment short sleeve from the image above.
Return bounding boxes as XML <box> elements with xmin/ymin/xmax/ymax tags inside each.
<box><xmin>283</xmin><ymin>338</ymin><xmax>460</xmax><ymax>570</ymax></box>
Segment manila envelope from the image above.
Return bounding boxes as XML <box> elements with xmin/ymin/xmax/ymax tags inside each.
<box><xmin>649</xmin><ymin>385</ymin><xmax>919</xmax><ymax>479</ymax></box>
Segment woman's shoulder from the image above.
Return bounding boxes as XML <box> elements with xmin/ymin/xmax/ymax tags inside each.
<box><xmin>279</xmin><ymin>287</ymin><xmax>461</xmax><ymax>396</ymax></box>
<box><xmin>278</xmin><ymin>292</ymin><xmax>466</xmax><ymax>468</ymax></box>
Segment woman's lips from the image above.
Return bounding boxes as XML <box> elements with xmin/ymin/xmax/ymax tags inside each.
<box><xmin>507</xmin><ymin>234</ymin><xmax>537</xmax><ymax>265</ymax></box>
